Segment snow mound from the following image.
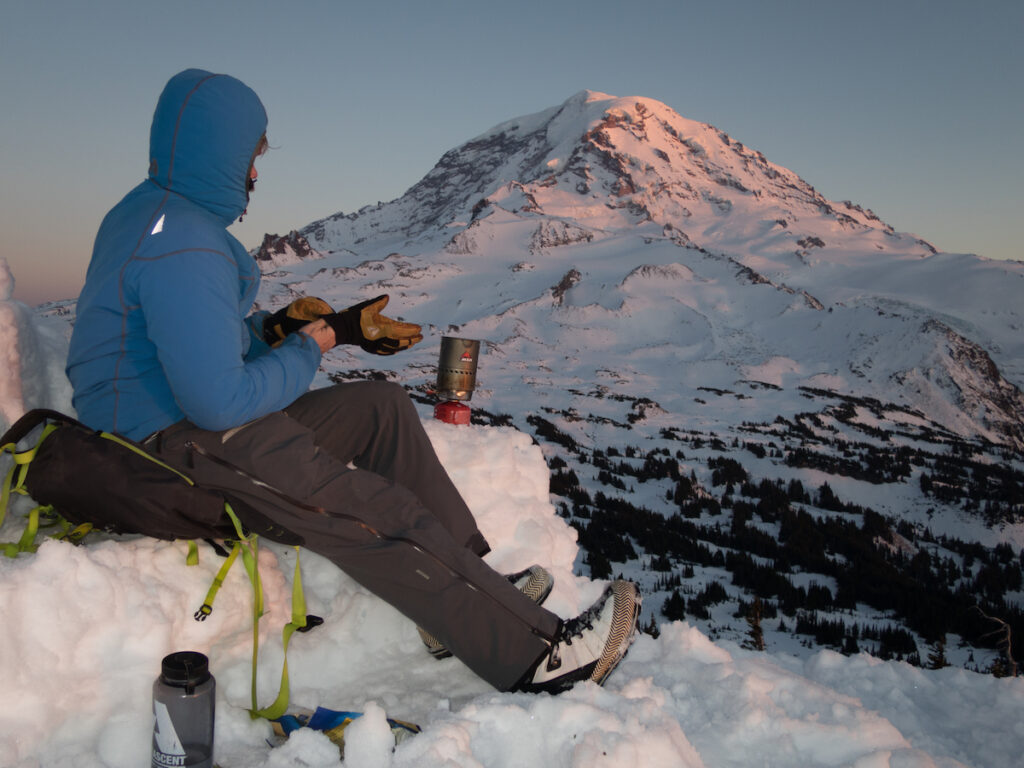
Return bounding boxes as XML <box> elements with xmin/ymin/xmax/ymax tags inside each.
<box><xmin>0</xmin><ymin>257</ymin><xmax>72</xmax><ymax>431</ymax></box>
<box><xmin>2</xmin><ymin>420</ymin><xmax>1022</xmax><ymax>767</ymax></box>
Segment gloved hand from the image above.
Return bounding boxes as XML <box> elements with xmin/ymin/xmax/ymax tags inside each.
<box><xmin>263</xmin><ymin>297</ymin><xmax>335</xmax><ymax>346</ymax></box>
<box><xmin>324</xmin><ymin>294</ymin><xmax>423</xmax><ymax>355</ymax></box>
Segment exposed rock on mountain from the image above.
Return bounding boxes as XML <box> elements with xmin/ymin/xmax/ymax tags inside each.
<box><xmin>254</xmin><ymin>230</ymin><xmax>322</xmax><ymax>267</ymax></box>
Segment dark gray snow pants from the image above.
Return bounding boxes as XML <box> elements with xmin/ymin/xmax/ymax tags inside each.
<box><xmin>152</xmin><ymin>381</ymin><xmax>560</xmax><ymax>690</ymax></box>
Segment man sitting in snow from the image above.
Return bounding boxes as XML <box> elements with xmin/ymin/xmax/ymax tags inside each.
<box><xmin>65</xmin><ymin>68</ymin><xmax>640</xmax><ymax>694</ymax></box>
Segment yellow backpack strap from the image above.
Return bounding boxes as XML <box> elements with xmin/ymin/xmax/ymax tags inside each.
<box><xmin>1</xmin><ymin>422</ymin><xmax>60</xmax><ymax>557</ymax></box>
<box><xmin>251</xmin><ymin>544</ymin><xmax>315</xmax><ymax>721</ymax></box>
<box><xmin>221</xmin><ymin>503</ymin><xmax>272</xmax><ymax>717</ymax></box>
<box><xmin>192</xmin><ymin>540</ymin><xmax>243</xmax><ymax>621</ymax></box>
<box><xmin>216</xmin><ymin>502</ymin><xmax>316</xmax><ymax>721</ymax></box>
<box><xmin>100</xmin><ymin>431</ymin><xmax>198</xmax><ymax>485</ymax></box>
<box><xmin>186</xmin><ymin>539</ymin><xmax>200</xmax><ymax>566</ymax></box>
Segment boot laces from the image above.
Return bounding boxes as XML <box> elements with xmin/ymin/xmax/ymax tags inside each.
<box><xmin>545</xmin><ymin>601</ymin><xmax>602</xmax><ymax>671</ymax></box>
<box><xmin>560</xmin><ymin>613</ymin><xmax>596</xmax><ymax>645</ymax></box>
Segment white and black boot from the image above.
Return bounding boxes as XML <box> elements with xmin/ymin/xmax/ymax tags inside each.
<box><xmin>514</xmin><ymin>580</ymin><xmax>641</xmax><ymax>694</ymax></box>
<box><xmin>419</xmin><ymin>565</ymin><xmax>555</xmax><ymax>659</ymax></box>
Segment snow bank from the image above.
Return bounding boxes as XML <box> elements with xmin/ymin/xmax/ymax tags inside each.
<box><xmin>3</xmin><ymin>420</ymin><xmax>1024</xmax><ymax>767</ymax></box>
<box><xmin>2</xmin><ymin>298</ymin><xmax>1023</xmax><ymax>767</ymax></box>
<box><xmin>0</xmin><ymin>256</ymin><xmax>72</xmax><ymax>433</ymax></box>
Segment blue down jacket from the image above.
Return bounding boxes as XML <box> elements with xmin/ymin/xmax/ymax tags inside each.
<box><xmin>66</xmin><ymin>69</ymin><xmax>320</xmax><ymax>441</ymax></box>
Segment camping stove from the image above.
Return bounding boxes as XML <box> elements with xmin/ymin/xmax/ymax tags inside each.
<box><xmin>434</xmin><ymin>337</ymin><xmax>479</xmax><ymax>425</ymax></box>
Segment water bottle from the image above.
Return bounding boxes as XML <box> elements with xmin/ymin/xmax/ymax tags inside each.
<box><xmin>152</xmin><ymin>651</ymin><xmax>215</xmax><ymax>768</ymax></box>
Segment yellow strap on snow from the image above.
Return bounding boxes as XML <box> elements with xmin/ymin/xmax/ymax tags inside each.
<box><xmin>1</xmin><ymin>423</ymin><xmax>59</xmax><ymax>557</ymax></box>
<box><xmin>193</xmin><ymin>541</ymin><xmax>242</xmax><ymax>621</ymax></box>
<box><xmin>251</xmin><ymin>546</ymin><xmax>308</xmax><ymax>721</ymax></box>
<box><xmin>60</xmin><ymin>521</ymin><xmax>93</xmax><ymax>544</ymax></box>
<box><xmin>220</xmin><ymin>502</ymin><xmax>308</xmax><ymax>721</ymax></box>
<box><xmin>222</xmin><ymin>503</ymin><xmax>269</xmax><ymax>716</ymax></box>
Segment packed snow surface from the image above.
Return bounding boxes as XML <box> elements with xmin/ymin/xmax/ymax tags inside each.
<box><xmin>0</xmin><ymin>305</ymin><xmax>1021</xmax><ymax>768</ymax></box>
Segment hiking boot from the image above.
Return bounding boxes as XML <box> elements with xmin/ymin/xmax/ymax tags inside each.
<box><xmin>418</xmin><ymin>565</ymin><xmax>555</xmax><ymax>660</ymax></box>
<box><xmin>514</xmin><ymin>580</ymin><xmax>641</xmax><ymax>694</ymax></box>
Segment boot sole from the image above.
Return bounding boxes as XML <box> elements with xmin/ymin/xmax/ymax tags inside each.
<box><xmin>590</xmin><ymin>580</ymin><xmax>642</xmax><ymax>686</ymax></box>
<box><xmin>507</xmin><ymin>565</ymin><xmax>555</xmax><ymax>606</ymax></box>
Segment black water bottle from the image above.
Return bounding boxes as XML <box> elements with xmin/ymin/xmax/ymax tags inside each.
<box><xmin>151</xmin><ymin>651</ymin><xmax>215</xmax><ymax>768</ymax></box>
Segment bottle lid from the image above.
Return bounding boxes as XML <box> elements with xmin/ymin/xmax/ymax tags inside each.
<box><xmin>160</xmin><ymin>651</ymin><xmax>211</xmax><ymax>687</ymax></box>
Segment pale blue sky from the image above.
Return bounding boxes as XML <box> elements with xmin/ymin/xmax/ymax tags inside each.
<box><xmin>2</xmin><ymin>0</ymin><xmax>1020</xmax><ymax>305</ymax></box>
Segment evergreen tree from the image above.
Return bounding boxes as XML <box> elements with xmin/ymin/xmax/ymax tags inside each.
<box><xmin>743</xmin><ymin>597</ymin><xmax>766</xmax><ymax>651</ymax></box>
<box><xmin>587</xmin><ymin>551</ymin><xmax>612</xmax><ymax>580</ymax></box>
<box><xmin>643</xmin><ymin>614</ymin><xmax>661</xmax><ymax>639</ymax></box>
<box><xmin>662</xmin><ymin>589</ymin><xmax>686</xmax><ymax>621</ymax></box>
<box><xmin>990</xmin><ymin>656</ymin><xmax>1011</xmax><ymax>678</ymax></box>
<box><xmin>927</xmin><ymin>638</ymin><xmax>948</xmax><ymax>670</ymax></box>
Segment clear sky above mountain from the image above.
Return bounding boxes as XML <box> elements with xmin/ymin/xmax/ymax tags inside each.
<box><xmin>1</xmin><ymin>0</ymin><xmax>1020</xmax><ymax>306</ymax></box>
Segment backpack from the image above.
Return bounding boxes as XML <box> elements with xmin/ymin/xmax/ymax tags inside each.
<box><xmin>1</xmin><ymin>408</ymin><xmax>234</xmax><ymax>545</ymax></box>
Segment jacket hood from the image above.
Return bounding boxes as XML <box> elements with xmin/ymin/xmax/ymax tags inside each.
<box><xmin>148</xmin><ymin>69</ymin><xmax>268</xmax><ymax>225</ymax></box>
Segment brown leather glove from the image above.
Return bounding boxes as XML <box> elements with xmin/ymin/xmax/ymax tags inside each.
<box><xmin>263</xmin><ymin>297</ymin><xmax>335</xmax><ymax>346</ymax></box>
<box><xmin>324</xmin><ymin>294</ymin><xmax>423</xmax><ymax>355</ymax></box>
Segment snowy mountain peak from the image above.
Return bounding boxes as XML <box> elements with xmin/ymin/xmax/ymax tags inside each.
<box><xmin>290</xmin><ymin>91</ymin><xmax>1018</xmax><ymax>453</ymax></box>
<box><xmin>302</xmin><ymin>90</ymin><xmax>925</xmax><ymax>263</ymax></box>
